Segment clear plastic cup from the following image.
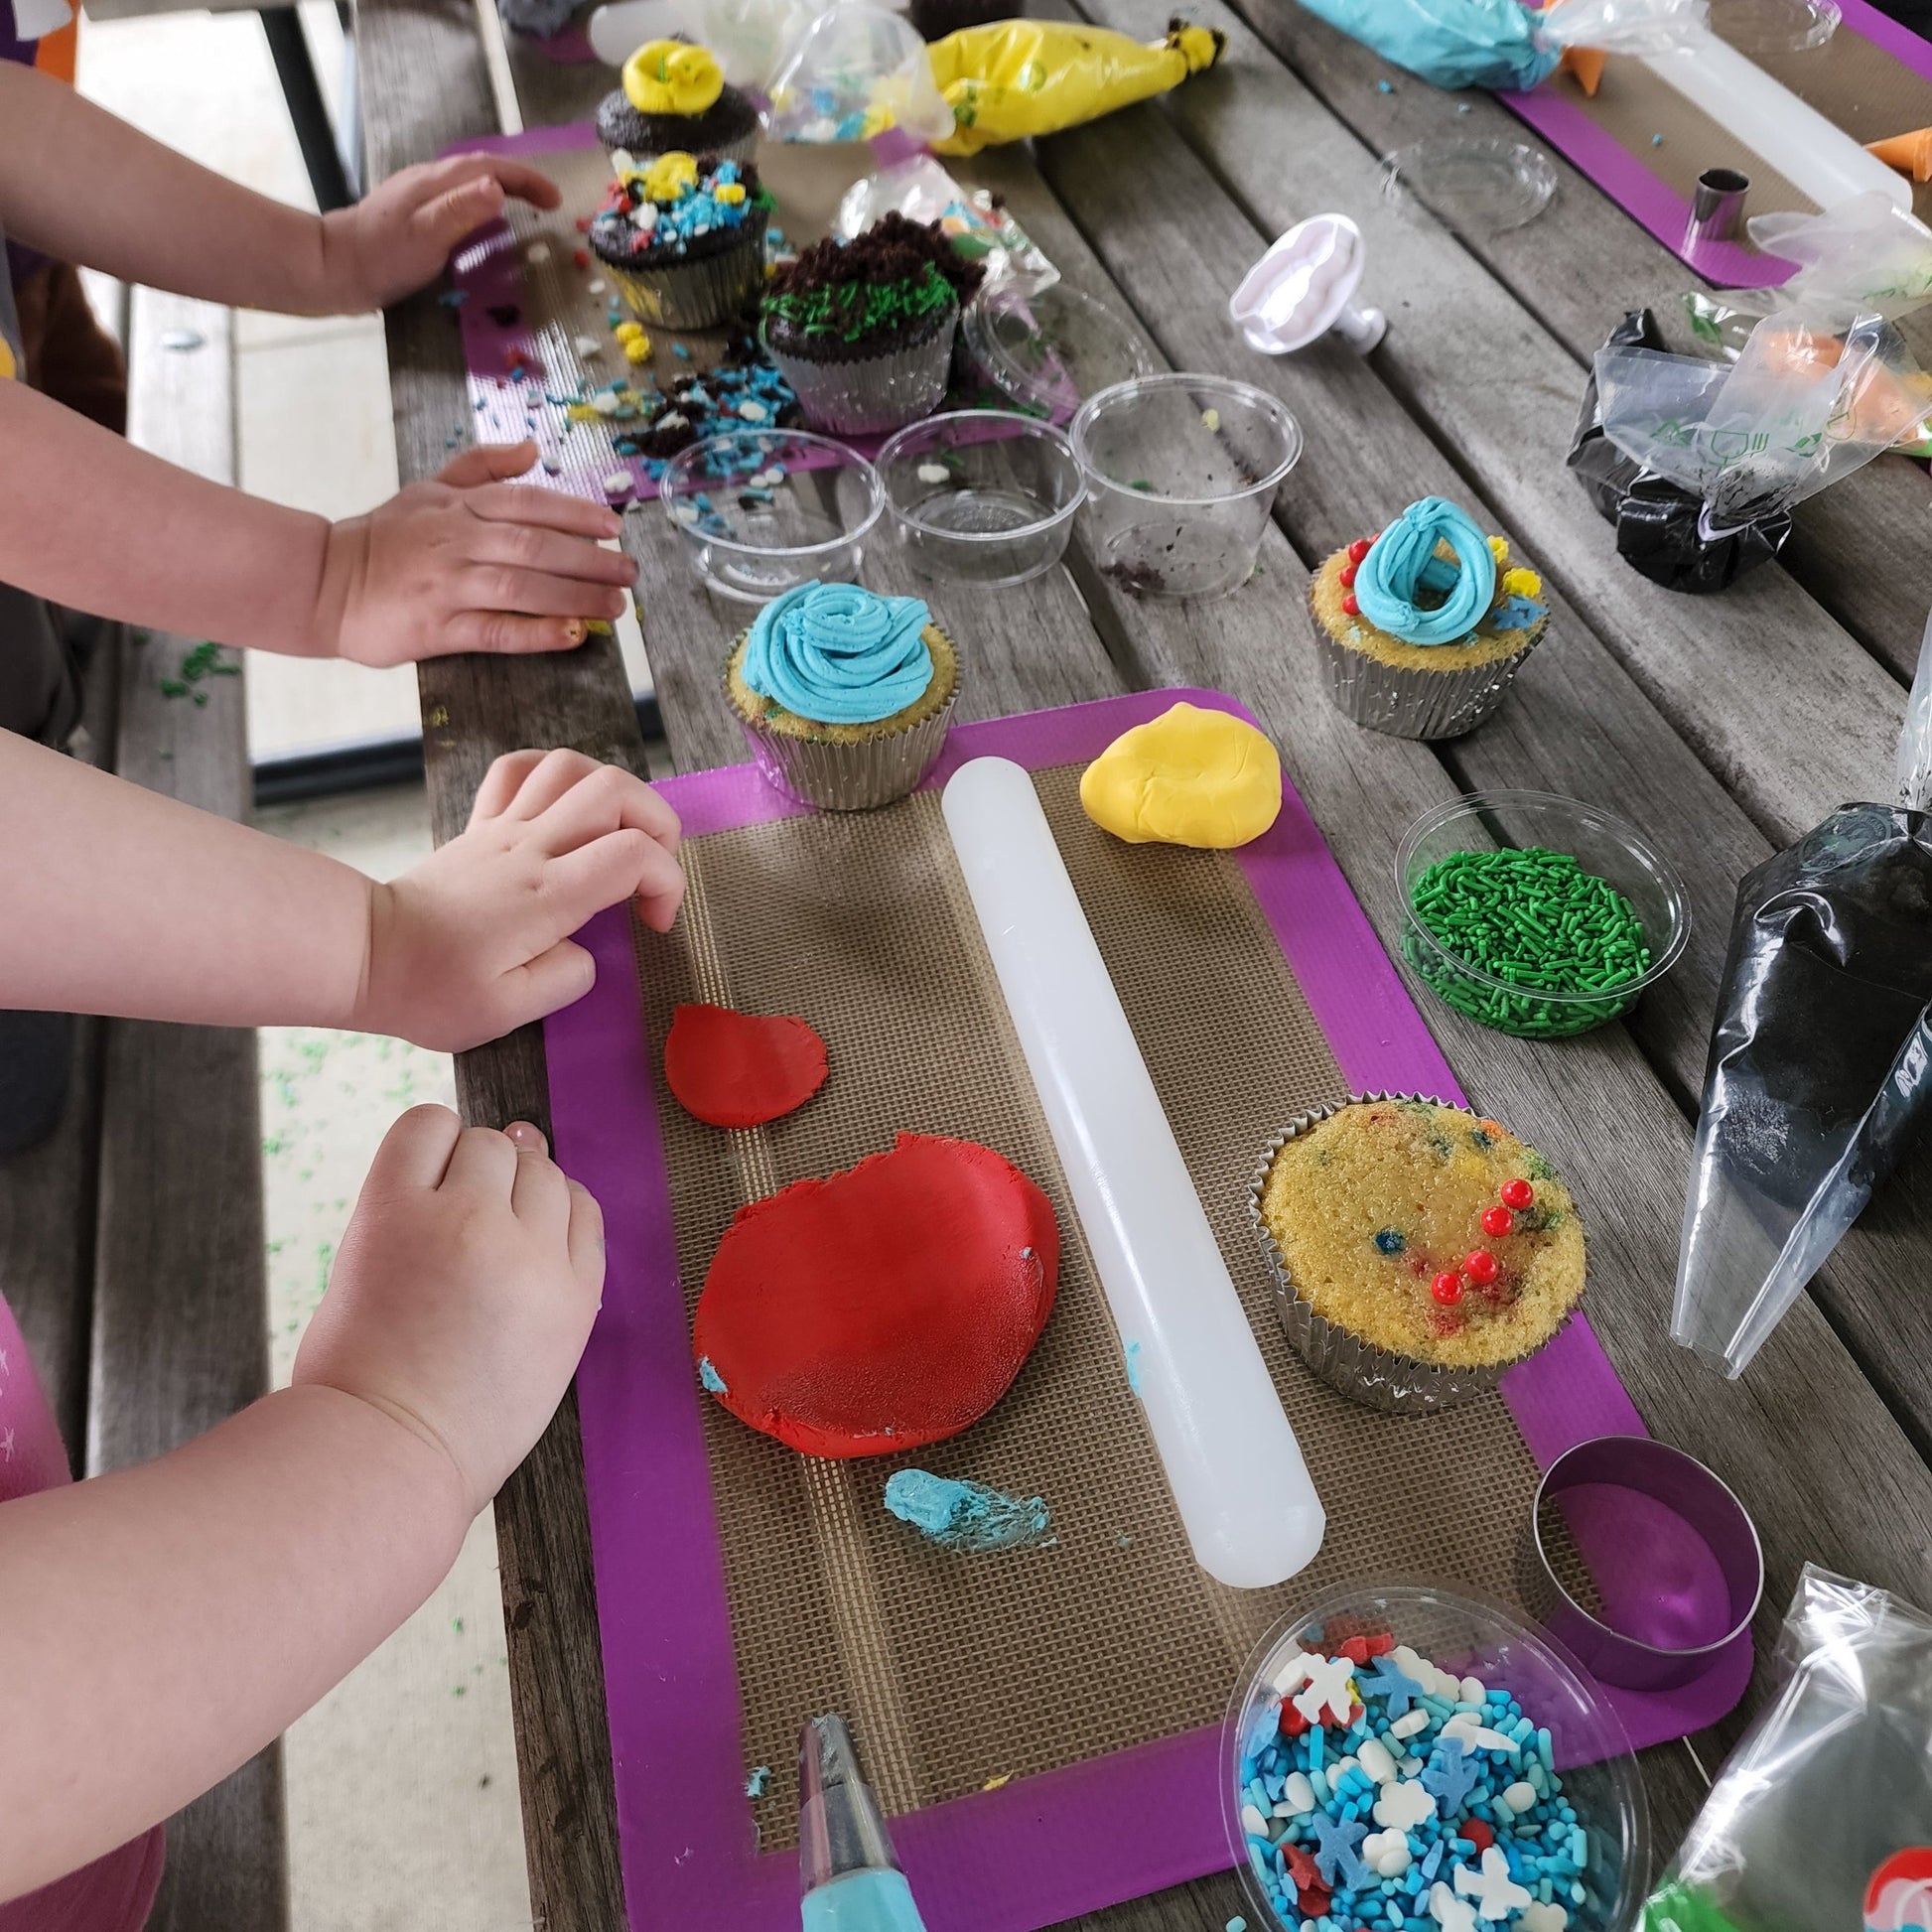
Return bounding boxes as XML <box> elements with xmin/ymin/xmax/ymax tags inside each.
<box><xmin>875</xmin><ymin>411</ymin><xmax>1084</xmax><ymax>588</ymax></box>
<box><xmin>659</xmin><ymin>429</ymin><xmax>884</xmax><ymax>604</ymax></box>
<box><xmin>1224</xmin><ymin>1583</ymin><xmax>1649</xmax><ymax>1932</ymax></box>
<box><xmin>1396</xmin><ymin>789</ymin><xmax>1691</xmax><ymax>1039</ymax></box>
<box><xmin>1070</xmin><ymin>374</ymin><xmax>1301</xmax><ymax>598</ymax></box>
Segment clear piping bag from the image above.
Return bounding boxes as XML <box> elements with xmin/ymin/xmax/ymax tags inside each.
<box><xmin>942</xmin><ymin>757</ymin><xmax>1324</xmax><ymax>1588</ymax></box>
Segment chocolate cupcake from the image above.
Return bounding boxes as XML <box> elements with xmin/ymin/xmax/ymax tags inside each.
<box><xmin>759</xmin><ymin>214</ymin><xmax>984</xmax><ymax>436</ymax></box>
<box><xmin>596</xmin><ymin>40</ymin><xmax>760</xmax><ymax>169</ymax></box>
<box><xmin>588</xmin><ymin>151</ymin><xmax>771</xmax><ymax>332</ymax></box>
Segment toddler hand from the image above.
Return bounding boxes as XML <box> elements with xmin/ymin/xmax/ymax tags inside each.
<box><xmin>358</xmin><ymin>748</ymin><xmax>685</xmax><ymax>1052</ymax></box>
<box><xmin>294</xmin><ymin>1107</ymin><xmax>604</xmax><ymax>1515</ymax></box>
<box><xmin>322</xmin><ymin>153</ymin><xmax>562</xmax><ymax>313</ymax></box>
<box><xmin>317</xmin><ymin>442</ymin><xmax>635</xmax><ymax>664</ymax></box>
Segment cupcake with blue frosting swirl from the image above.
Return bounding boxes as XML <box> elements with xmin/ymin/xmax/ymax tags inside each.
<box><xmin>1309</xmin><ymin>496</ymin><xmax>1549</xmax><ymax>742</ymax></box>
<box><xmin>725</xmin><ymin>580</ymin><xmax>960</xmax><ymax>810</ymax></box>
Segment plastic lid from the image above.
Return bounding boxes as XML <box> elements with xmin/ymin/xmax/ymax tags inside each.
<box><xmin>1381</xmin><ymin>138</ymin><xmax>1558</xmax><ymax>238</ymax></box>
<box><xmin>1709</xmin><ymin>0</ymin><xmax>1840</xmax><ymax>52</ymax></box>
<box><xmin>959</xmin><ymin>282</ymin><xmax>1153</xmax><ymax>417</ymax></box>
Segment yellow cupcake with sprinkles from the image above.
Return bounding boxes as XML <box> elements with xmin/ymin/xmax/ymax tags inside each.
<box><xmin>1308</xmin><ymin>496</ymin><xmax>1548</xmax><ymax>743</ymax></box>
<box><xmin>1251</xmin><ymin>1095</ymin><xmax>1586</xmax><ymax>1414</ymax></box>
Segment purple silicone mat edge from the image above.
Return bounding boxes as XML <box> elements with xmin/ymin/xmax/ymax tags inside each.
<box><xmin>545</xmin><ymin>688</ymin><xmax>1751</xmax><ymax>1932</ymax></box>
<box><xmin>1497</xmin><ymin>0</ymin><xmax>1930</xmax><ymax>287</ymax></box>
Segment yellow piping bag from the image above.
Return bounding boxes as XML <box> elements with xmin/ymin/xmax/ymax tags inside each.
<box><xmin>926</xmin><ymin>16</ymin><xmax>1225</xmax><ymax>157</ymax></box>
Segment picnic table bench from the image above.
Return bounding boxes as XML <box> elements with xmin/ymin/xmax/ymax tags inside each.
<box><xmin>0</xmin><ymin>289</ymin><xmax>287</xmax><ymax>1927</ymax></box>
<box><xmin>355</xmin><ymin>1</ymin><xmax>1932</xmax><ymax>1923</ymax></box>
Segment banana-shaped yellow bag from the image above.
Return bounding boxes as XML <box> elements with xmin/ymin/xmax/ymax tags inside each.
<box><xmin>927</xmin><ymin>16</ymin><xmax>1225</xmax><ymax>157</ymax></box>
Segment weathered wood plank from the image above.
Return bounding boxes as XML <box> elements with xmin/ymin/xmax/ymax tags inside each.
<box><xmin>93</xmin><ymin>288</ymin><xmax>288</xmax><ymax>1931</ymax></box>
<box><xmin>357</xmin><ymin>3</ymin><xmax>635</xmax><ymax>1922</ymax></box>
<box><xmin>1221</xmin><ymin>0</ymin><xmax>1932</xmax><ymax>684</ymax></box>
<box><xmin>1036</xmin><ymin>0</ymin><xmax>1932</xmax><ymax>1469</ymax></box>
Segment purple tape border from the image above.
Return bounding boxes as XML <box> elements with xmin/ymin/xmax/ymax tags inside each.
<box><xmin>1498</xmin><ymin>0</ymin><xmax>1931</xmax><ymax>288</ymax></box>
<box><xmin>545</xmin><ymin>689</ymin><xmax>1751</xmax><ymax>1932</ymax></box>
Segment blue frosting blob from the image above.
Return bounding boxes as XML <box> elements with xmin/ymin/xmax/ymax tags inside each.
<box><xmin>743</xmin><ymin>580</ymin><xmax>934</xmax><ymax>727</ymax></box>
<box><xmin>1355</xmin><ymin>497</ymin><xmax>1498</xmax><ymax>646</ymax></box>
<box><xmin>883</xmin><ymin>1469</ymin><xmax>1051</xmax><ymax>1552</ymax></box>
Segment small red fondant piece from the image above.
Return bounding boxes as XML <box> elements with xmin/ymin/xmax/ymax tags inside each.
<box><xmin>573</xmin><ymin>247</ymin><xmax>591</xmax><ymax>267</ymax></box>
<box><xmin>663</xmin><ymin>1002</ymin><xmax>828</xmax><ymax>1129</ymax></box>
<box><xmin>1464</xmin><ymin>1249</ymin><xmax>1500</xmax><ymax>1286</ymax></box>
<box><xmin>1341</xmin><ymin>593</ymin><xmax>1360</xmax><ymax>617</ymax></box>
<box><xmin>1431</xmin><ymin>1271</ymin><xmax>1463</xmax><ymax>1305</ymax></box>
<box><xmin>1298</xmin><ymin>1882</ymin><xmax>1331</xmax><ymax>1918</ymax></box>
<box><xmin>1339</xmin><ymin>562</ymin><xmax>1358</xmax><ymax>588</ymax></box>
<box><xmin>1463</xmin><ymin>1819</ymin><xmax>1496</xmax><ymax>1853</ymax></box>
<box><xmin>1481</xmin><ymin>1204</ymin><xmax>1515</xmax><ymax>1237</ymax></box>
<box><xmin>1346</xmin><ymin>538</ymin><xmax>1372</xmax><ymax>565</ymax></box>
<box><xmin>1365</xmin><ymin>1631</ymin><xmax>1397</xmax><ymax>1656</ymax></box>
<box><xmin>1279</xmin><ymin>1700</ymin><xmax>1311</xmax><ymax>1736</ymax></box>
<box><xmin>1338</xmin><ymin>1635</ymin><xmax>1372</xmax><ymax>1665</ymax></box>
<box><xmin>1500</xmin><ymin>1176</ymin><xmax>1535</xmax><ymax>1209</ymax></box>
<box><xmin>1284</xmin><ymin>1846</ymin><xmax>1321</xmax><ymax>1891</ymax></box>
<box><xmin>693</xmin><ymin>1133</ymin><xmax>1058</xmax><ymax>1458</ymax></box>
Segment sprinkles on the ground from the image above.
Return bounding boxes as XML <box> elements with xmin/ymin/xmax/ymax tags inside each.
<box><xmin>1238</xmin><ymin>1625</ymin><xmax>1590</xmax><ymax>1932</ymax></box>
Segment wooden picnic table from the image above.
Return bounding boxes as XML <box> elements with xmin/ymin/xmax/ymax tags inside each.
<box><xmin>355</xmin><ymin>0</ymin><xmax>1932</xmax><ymax>1922</ymax></box>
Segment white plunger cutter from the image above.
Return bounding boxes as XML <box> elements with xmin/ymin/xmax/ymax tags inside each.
<box><xmin>942</xmin><ymin>757</ymin><xmax>1325</xmax><ymax>1590</ymax></box>
<box><xmin>1228</xmin><ymin>213</ymin><xmax>1386</xmax><ymax>356</ymax></box>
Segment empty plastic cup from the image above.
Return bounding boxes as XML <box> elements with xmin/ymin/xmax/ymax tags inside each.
<box><xmin>1070</xmin><ymin>374</ymin><xmax>1302</xmax><ymax>598</ymax></box>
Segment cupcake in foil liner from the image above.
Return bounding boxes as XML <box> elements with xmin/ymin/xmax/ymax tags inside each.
<box><xmin>601</xmin><ymin>215</ymin><xmax>768</xmax><ymax>331</ymax></box>
<box><xmin>726</xmin><ymin>625</ymin><xmax>959</xmax><ymax>813</ymax></box>
<box><xmin>760</xmin><ymin>305</ymin><xmax>957</xmax><ymax>437</ymax></box>
<box><xmin>1249</xmin><ymin>1093</ymin><xmax>1573</xmax><ymax>1416</ymax></box>
<box><xmin>1311</xmin><ymin>614</ymin><xmax>1545</xmax><ymax>744</ymax></box>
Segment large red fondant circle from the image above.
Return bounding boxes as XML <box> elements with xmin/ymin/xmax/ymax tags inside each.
<box><xmin>663</xmin><ymin>1002</ymin><xmax>829</xmax><ymax>1129</ymax></box>
<box><xmin>693</xmin><ymin>1132</ymin><xmax>1059</xmax><ymax>1457</ymax></box>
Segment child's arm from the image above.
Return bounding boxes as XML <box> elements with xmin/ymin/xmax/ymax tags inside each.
<box><xmin>0</xmin><ymin>376</ymin><xmax>634</xmax><ymax>660</ymax></box>
<box><xmin>0</xmin><ymin>63</ymin><xmax>558</xmax><ymax>316</ymax></box>
<box><xmin>0</xmin><ymin>1105</ymin><xmax>604</xmax><ymax>1898</ymax></box>
<box><xmin>1</xmin><ymin>732</ymin><xmax>684</xmax><ymax>1049</ymax></box>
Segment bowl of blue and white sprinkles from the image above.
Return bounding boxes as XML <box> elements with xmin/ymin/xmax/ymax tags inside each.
<box><xmin>1224</xmin><ymin>1585</ymin><xmax>1648</xmax><ymax>1932</ymax></box>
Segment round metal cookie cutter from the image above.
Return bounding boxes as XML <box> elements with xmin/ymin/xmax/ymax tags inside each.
<box><xmin>1520</xmin><ymin>1435</ymin><xmax>1764</xmax><ymax>1691</ymax></box>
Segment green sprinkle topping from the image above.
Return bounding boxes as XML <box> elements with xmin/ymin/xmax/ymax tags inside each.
<box><xmin>1407</xmin><ymin>846</ymin><xmax>1652</xmax><ymax>1038</ymax></box>
<box><xmin>765</xmin><ymin>259</ymin><xmax>955</xmax><ymax>345</ymax></box>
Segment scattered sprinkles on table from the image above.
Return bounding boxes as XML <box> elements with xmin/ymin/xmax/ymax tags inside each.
<box><xmin>1237</xmin><ymin>1625</ymin><xmax>1593</xmax><ymax>1932</ymax></box>
<box><xmin>1406</xmin><ymin>848</ymin><xmax>1652</xmax><ymax>1038</ymax></box>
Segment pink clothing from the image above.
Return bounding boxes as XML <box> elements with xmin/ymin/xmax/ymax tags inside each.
<box><xmin>0</xmin><ymin>1292</ymin><xmax>164</xmax><ymax>1931</ymax></box>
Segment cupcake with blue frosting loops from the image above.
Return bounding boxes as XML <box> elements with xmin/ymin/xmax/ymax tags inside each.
<box><xmin>1309</xmin><ymin>497</ymin><xmax>1549</xmax><ymax>741</ymax></box>
<box><xmin>725</xmin><ymin>580</ymin><xmax>960</xmax><ymax>809</ymax></box>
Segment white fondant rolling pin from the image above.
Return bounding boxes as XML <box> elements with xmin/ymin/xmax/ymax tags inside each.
<box><xmin>941</xmin><ymin>757</ymin><xmax>1324</xmax><ymax>1588</ymax></box>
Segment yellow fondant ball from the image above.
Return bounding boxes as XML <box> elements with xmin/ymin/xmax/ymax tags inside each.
<box><xmin>622</xmin><ymin>39</ymin><xmax>725</xmax><ymax>116</ymax></box>
<box><xmin>1079</xmin><ymin>702</ymin><xmax>1283</xmax><ymax>849</ymax></box>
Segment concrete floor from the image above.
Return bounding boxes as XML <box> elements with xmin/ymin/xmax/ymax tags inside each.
<box><xmin>75</xmin><ymin>10</ymin><xmax>538</xmax><ymax>1925</ymax></box>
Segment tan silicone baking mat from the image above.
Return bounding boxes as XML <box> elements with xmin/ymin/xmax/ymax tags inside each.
<box><xmin>629</xmin><ymin>765</ymin><xmax>1548</xmax><ymax>1848</ymax></box>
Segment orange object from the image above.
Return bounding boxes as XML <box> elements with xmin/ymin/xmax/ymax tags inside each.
<box><xmin>1561</xmin><ymin>46</ymin><xmax>1606</xmax><ymax>96</ymax></box>
<box><xmin>1866</xmin><ymin>127</ymin><xmax>1932</xmax><ymax>183</ymax></box>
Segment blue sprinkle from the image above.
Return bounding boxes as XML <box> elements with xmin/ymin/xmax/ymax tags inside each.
<box><xmin>1373</xmin><ymin>1228</ymin><xmax>1405</xmax><ymax>1255</ymax></box>
<box><xmin>673</xmin><ymin>343</ymin><xmax>692</xmax><ymax>359</ymax></box>
<box><xmin>438</xmin><ymin>289</ymin><xmax>469</xmax><ymax>307</ymax></box>
<box><xmin>1125</xmin><ymin>1339</ymin><xmax>1144</xmax><ymax>1395</ymax></box>
<box><xmin>883</xmin><ymin>1469</ymin><xmax>1052</xmax><ymax>1553</ymax></box>
<box><xmin>698</xmin><ymin>1356</ymin><xmax>729</xmax><ymax>1395</ymax></box>
<box><xmin>1377</xmin><ymin>77</ymin><xmax>1394</xmax><ymax>91</ymax></box>
<box><xmin>1457</xmin><ymin>101</ymin><xmax>1472</xmax><ymax>111</ymax></box>
<box><xmin>1652</xmin><ymin>131</ymin><xmax>1664</xmax><ymax>144</ymax></box>
<box><xmin>1227</xmin><ymin>1919</ymin><xmax>1248</xmax><ymax>1932</ymax></box>
<box><xmin>744</xmin><ymin>1764</ymin><xmax>770</xmax><ymax>1798</ymax></box>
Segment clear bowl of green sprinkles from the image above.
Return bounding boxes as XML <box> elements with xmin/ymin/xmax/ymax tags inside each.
<box><xmin>1397</xmin><ymin>791</ymin><xmax>1690</xmax><ymax>1039</ymax></box>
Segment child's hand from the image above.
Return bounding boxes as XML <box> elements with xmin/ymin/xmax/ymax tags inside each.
<box><xmin>322</xmin><ymin>153</ymin><xmax>563</xmax><ymax>313</ymax></box>
<box><xmin>315</xmin><ymin>442</ymin><xmax>635</xmax><ymax>663</ymax></box>
<box><xmin>357</xmin><ymin>748</ymin><xmax>685</xmax><ymax>1052</ymax></box>
<box><xmin>293</xmin><ymin>1108</ymin><xmax>605</xmax><ymax>1515</ymax></box>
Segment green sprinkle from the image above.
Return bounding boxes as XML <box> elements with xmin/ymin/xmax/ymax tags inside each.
<box><xmin>1404</xmin><ymin>845</ymin><xmax>1652</xmax><ymax>1038</ymax></box>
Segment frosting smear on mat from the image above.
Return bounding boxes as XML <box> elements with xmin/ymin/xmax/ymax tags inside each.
<box><xmin>662</xmin><ymin>1001</ymin><xmax>829</xmax><ymax>1128</ymax></box>
<box><xmin>883</xmin><ymin>1469</ymin><xmax>1053</xmax><ymax>1552</ymax></box>
<box><xmin>693</xmin><ymin>1132</ymin><xmax>1059</xmax><ymax>1457</ymax></box>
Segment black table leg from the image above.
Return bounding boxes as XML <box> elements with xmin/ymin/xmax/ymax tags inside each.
<box><xmin>259</xmin><ymin>6</ymin><xmax>354</xmax><ymax>211</ymax></box>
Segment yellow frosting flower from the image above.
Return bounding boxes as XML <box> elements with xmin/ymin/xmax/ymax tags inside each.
<box><xmin>1486</xmin><ymin>534</ymin><xmax>1509</xmax><ymax>567</ymax></box>
<box><xmin>623</xmin><ymin>333</ymin><xmax>652</xmax><ymax>364</ymax></box>
<box><xmin>713</xmin><ymin>181</ymin><xmax>748</xmax><ymax>205</ymax></box>
<box><xmin>641</xmin><ymin>150</ymin><xmax>700</xmax><ymax>203</ymax></box>
<box><xmin>1502</xmin><ymin>566</ymin><xmax>1543</xmax><ymax>600</ymax></box>
<box><xmin>614</xmin><ymin>320</ymin><xmax>645</xmax><ymax>343</ymax></box>
<box><xmin>1079</xmin><ymin>701</ymin><xmax>1282</xmax><ymax>849</ymax></box>
<box><xmin>621</xmin><ymin>39</ymin><xmax>725</xmax><ymax>117</ymax></box>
